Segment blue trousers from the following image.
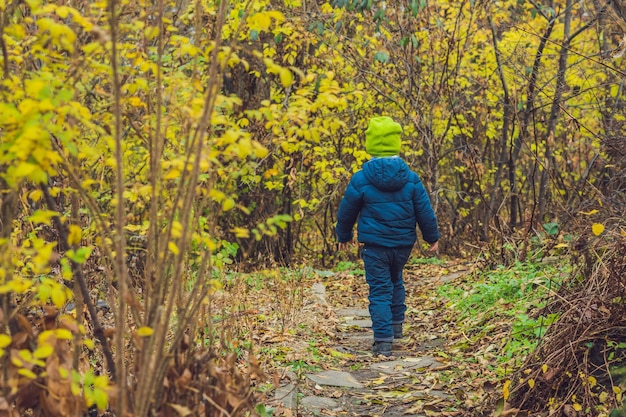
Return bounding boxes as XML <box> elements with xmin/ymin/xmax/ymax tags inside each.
<box><xmin>361</xmin><ymin>245</ymin><xmax>413</xmax><ymax>342</ymax></box>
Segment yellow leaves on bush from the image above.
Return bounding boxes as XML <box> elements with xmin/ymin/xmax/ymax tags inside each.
<box><xmin>592</xmin><ymin>223</ymin><xmax>605</xmax><ymax>236</ymax></box>
<box><xmin>231</xmin><ymin>227</ymin><xmax>250</xmax><ymax>238</ymax></box>
<box><xmin>33</xmin><ymin>344</ymin><xmax>54</xmax><ymax>359</ymax></box>
<box><xmin>29</xmin><ymin>210</ymin><xmax>58</xmax><ymax>225</ymax></box>
<box><xmin>587</xmin><ymin>375</ymin><xmax>597</xmax><ymax>388</ymax></box>
<box><xmin>67</xmin><ymin>225</ymin><xmax>82</xmax><ymax>246</ymax></box>
<box><xmin>37</xmin><ymin>278</ymin><xmax>73</xmax><ymax>308</ymax></box>
<box><xmin>222</xmin><ymin>198</ymin><xmax>236</xmax><ymax>212</ymax></box>
<box><xmin>36</xmin><ymin>17</ymin><xmax>77</xmax><ymax>53</ymax></box>
<box><xmin>18</xmin><ymin>368</ymin><xmax>38</xmax><ymax>380</ymax></box>
<box><xmin>0</xmin><ymin>334</ymin><xmax>10</xmax><ymax>358</ymax></box>
<box><xmin>247</xmin><ymin>10</ymin><xmax>284</xmax><ymax>33</ymax></box>
<box><xmin>128</xmin><ymin>97</ymin><xmax>146</xmax><ymax>108</ymax></box>
<box><xmin>83</xmin><ymin>338</ymin><xmax>95</xmax><ymax>350</ymax></box>
<box><xmin>613</xmin><ymin>386</ymin><xmax>623</xmax><ymax>402</ymax></box>
<box><xmin>0</xmin><ymin>277</ymin><xmax>33</xmax><ymax>295</ymax></box>
<box><xmin>171</xmin><ymin>221</ymin><xmax>183</xmax><ymax>239</ymax></box>
<box><xmin>168</xmin><ymin>241</ymin><xmax>180</xmax><ymax>256</ymax></box>
<box><xmin>0</xmin><ymin>334</ymin><xmax>11</xmax><ymax>349</ymax></box>
<box><xmin>279</xmin><ymin>67</ymin><xmax>294</xmax><ymax>88</ymax></box>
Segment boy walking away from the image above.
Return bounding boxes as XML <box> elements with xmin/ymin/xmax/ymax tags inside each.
<box><xmin>336</xmin><ymin>116</ymin><xmax>439</xmax><ymax>357</ymax></box>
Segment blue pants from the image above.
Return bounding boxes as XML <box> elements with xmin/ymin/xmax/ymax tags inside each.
<box><xmin>361</xmin><ymin>245</ymin><xmax>413</xmax><ymax>342</ymax></box>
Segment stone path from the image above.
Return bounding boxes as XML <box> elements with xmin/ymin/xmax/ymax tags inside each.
<box><xmin>273</xmin><ymin>271</ymin><xmax>466</xmax><ymax>416</ymax></box>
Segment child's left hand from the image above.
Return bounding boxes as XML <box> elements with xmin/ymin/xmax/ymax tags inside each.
<box><xmin>338</xmin><ymin>241</ymin><xmax>355</xmax><ymax>251</ymax></box>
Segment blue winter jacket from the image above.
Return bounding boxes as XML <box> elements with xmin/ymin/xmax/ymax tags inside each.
<box><xmin>336</xmin><ymin>157</ymin><xmax>439</xmax><ymax>248</ymax></box>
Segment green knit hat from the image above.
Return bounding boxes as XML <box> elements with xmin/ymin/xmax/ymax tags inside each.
<box><xmin>365</xmin><ymin>116</ymin><xmax>403</xmax><ymax>157</ymax></box>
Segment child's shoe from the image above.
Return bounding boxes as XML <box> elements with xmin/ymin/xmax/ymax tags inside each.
<box><xmin>372</xmin><ymin>341</ymin><xmax>392</xmax><ymax>357</ymax></box>
<box><xmin>392</xmin><ymin>323</ymin><xmax>403</xmax><ymax>339</ymax></box>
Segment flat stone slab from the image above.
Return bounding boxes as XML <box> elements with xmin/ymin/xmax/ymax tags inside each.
<box><xmin>344</xmin><ymin>319</ymin><xmax>372</xmax><ymax>328</ymax></box>
<box><xmin>307</xmin><ymin>370</ymin><xmax>364</xmax><ymax>388</ymax></box>
<box><xmin>336</xmin><ymin>308</ymin><xmax>370</xmax><ymax>317</ymax></box>
<box><xmin>370</xmin><ymin>356</ymin><xmax>443</xmax><ymax>375</ymax></box>
<box><xmin>274</xmin><ymin>384</ymin><xmax>297</xmax><ymax>409</ymax></box>
<box><xmin>301</xmin><ymin>396</ymin><xmax>339</xmax><ymax>410</ymax></box>
<box><xmin>311</xmin><ymin>283</ymin><xmax>327</xmax><ymax>305</ymax></box>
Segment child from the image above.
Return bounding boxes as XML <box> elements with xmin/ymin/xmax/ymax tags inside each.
<box><xmin>336</xmin><ymin>116</ymin><xmax>439</xmax><ymax>357</ymax></box>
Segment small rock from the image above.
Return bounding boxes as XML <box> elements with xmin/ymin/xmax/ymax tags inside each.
<box><xmin>336</xmin><ymin>308</ymin><xmax>370</xmax><ymax>317</ymax></box>
<box><xmin>344</xmin><ymin>319</ymin><xmax>372</xmax><ymax>328</ymax></box>
<box><xmin>370</xmin><ymin>356</ymin><xmax>443</xmax><ymax>375</ymax></box>
<box><xmin>301</xmin><ymin>396</ymin><xmax>339</xmax><ymax>411</ymax></box>
<box><xmin>311</xmin><ymin>283</ymin><xmax>327</xmax><ymax>305</ymax></box>
<box><xmin>306</xmin><ymin>370</ymin><xmax>364</xmax><ymax>388</ymax></box>
<box><xmin>436</xmin><ymin>271</ymin><xmax>466</xmax><ymax>283</ymax></box>
<box><xmin>274</xmin><ymin>384</ymin><xmax>297</xmax><ymax>409</ymax></box>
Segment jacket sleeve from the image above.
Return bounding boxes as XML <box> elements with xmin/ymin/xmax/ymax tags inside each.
<box><xmin>413</xmin><ymin>180</ymin><xmax>440</xmax><ymax>243</ymax></box>
<box><xmin>336</xmin><ymin>178</ymin><xmax>363</xmax><ymax>243</ymax></box>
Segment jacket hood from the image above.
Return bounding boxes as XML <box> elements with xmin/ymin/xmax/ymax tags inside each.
<box><xmin>362</xmin><ymin>157</ymin><xmax>410</xmax><ymax>192</ymax></box>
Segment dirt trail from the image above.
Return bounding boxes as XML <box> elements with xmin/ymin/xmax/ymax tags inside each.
<box><xmin>271</xmin><ymin>261</ymin><xmax>473</xmax><ymax>417</ymax></box>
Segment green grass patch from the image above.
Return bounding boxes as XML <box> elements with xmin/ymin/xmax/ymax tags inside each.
<box><xmin>437</xmin><ymin>260</ymin><xmax>569</xmax><ymax>372</ymax></box>
<box><xmin>408</xmin><ymin>256</ymin><xmax>446</xmax><ymax>266</ymax></box>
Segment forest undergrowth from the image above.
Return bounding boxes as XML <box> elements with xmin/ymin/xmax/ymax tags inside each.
<box><xmin>202</xmin><ymin>235</ymin><xmax>626</xmax><ymax>417</ymax></box>
<box><xmin>197</xmin><ymin>250</ymin><xmax>592</xmax><ymax>416</ymax></box>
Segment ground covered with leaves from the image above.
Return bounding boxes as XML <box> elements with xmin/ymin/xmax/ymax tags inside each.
<box><xmin>205</xmin><ymin>252</ymin><xmax>622</xmax><ymax>417</ymax></box>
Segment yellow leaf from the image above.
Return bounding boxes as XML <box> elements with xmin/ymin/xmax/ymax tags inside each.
<box><xmin>55</xmin><ymin>329</ymin><xmax>73</xmax><ymax>340</ymax></box>
<box><xmin>164</xmin><ymin>168</ymin><xmax>181</xmax><ymax>180</ymax></box>
<box><xmin>580</xmin><ymin>209</ymin><xmax>599</xmax><ymax>215</ymax></box>
<box><xmin>222</xmin><ymin>198</ymin><xmax>235</xmax><ymax>212</ymax></box>
<box><xmin>83</xmin><ymin>338</ymin><xmax>95</xmax><ymax>350</ymax></box>
<box><xmin>0</xmin><ymin>334</ymin><xmax>11</xmax><ymax>348</ymax></box>
<box><xmin>503</xmin><ymin>379</ymin><xmax>511</xmax><ymax>400</ymax></box>
<box><xmin>573</xmin><ymin>403</ymin><xmax>582</xmax><ymax>411</ymax></box>
<box><xmin>168</xmin><ymin>241</ymin><xmax>179</xmax><ymax>255</ymax></box>
<box><xmin>329</xmin><ymin>348</ymin><xmax>355</xmax><ymax>359</ymax></box>
<box><xmin>29</xmin><ymin>210</ymin><xmax>59</xmax><ymax>226</ymax></box>
<box><xmin>136</xmin><ymin>326</ymin><xmax>154</xmax><ymax>337</ymax></box>
<box><xmin>279</xmin><ymin>67</ymin><xmax>293</xmax><ymax>88</ymax></box>
<box><xmin>14</xmin><ymin>161</ymin><xmax>38</xmax><ymax>178</ymax></box>
<box><xmin>542</xmin><ymin>364</ymin><xmax>549</xmax><ymax>373</ymax></box>
<box><xmin>128</xmin><ymin>97</ymin><xmax>144</xmax><ymax>107</ymax></box>
<box><xmin>592</xmin><ymin>223</ymin><xmax>605</xmax><ymax>236</ymax></box>
<box><xmin>94</xmin><ymin>388</ymin><xmax>108</xmax><ymax>410</ymax></box>
<box><xmin>231</xmin><ymin>227</ymin><xmax>249</xmax><ymax>238</ymax></box>
<box><xmin>528</xmin><ymin>379</ymin><xmax>535</xmax><ymax>388</ymax></box>
<box><xmin>29</xmin><ymin>189</ymin><xmax>44</xmax><ymax>202</ymax></box>
<box><xmin>171</xmin><ymin>221</ymin><xmax>183</xmax><ymax>239</ymax></box>
<box><xmin>50</xmin><ymin>286</ymin><xmax>68</xmax><ymax>308</ymax></box>
<box><xmin>614</xmin><ymin>386</ymin><xmax>623</xmax><ymax>402</ymax></box>
<box><xmin>18</xmin><ymin>368</ymin><xmax>38</xmax><ymax>379</ymax></box>
<box><xmin>33</xmin><ymin>344</ymin><xmax>54</xmax><ymax>359</ymax></box>
<box><xmin>588</xmin><ymin>376</ymin><xmax>597</xmax><ymax>388</ymax></box>
<box><xmin>68</xmin><ymin>225</ymin><xmax>82</xmax><ymax>246</ymax></box>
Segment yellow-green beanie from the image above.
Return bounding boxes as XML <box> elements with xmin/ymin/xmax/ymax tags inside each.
<box><xmin>365</xmin><ymin>116</ymin><xmax>403</xmax><ymax>157</ymax></box>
